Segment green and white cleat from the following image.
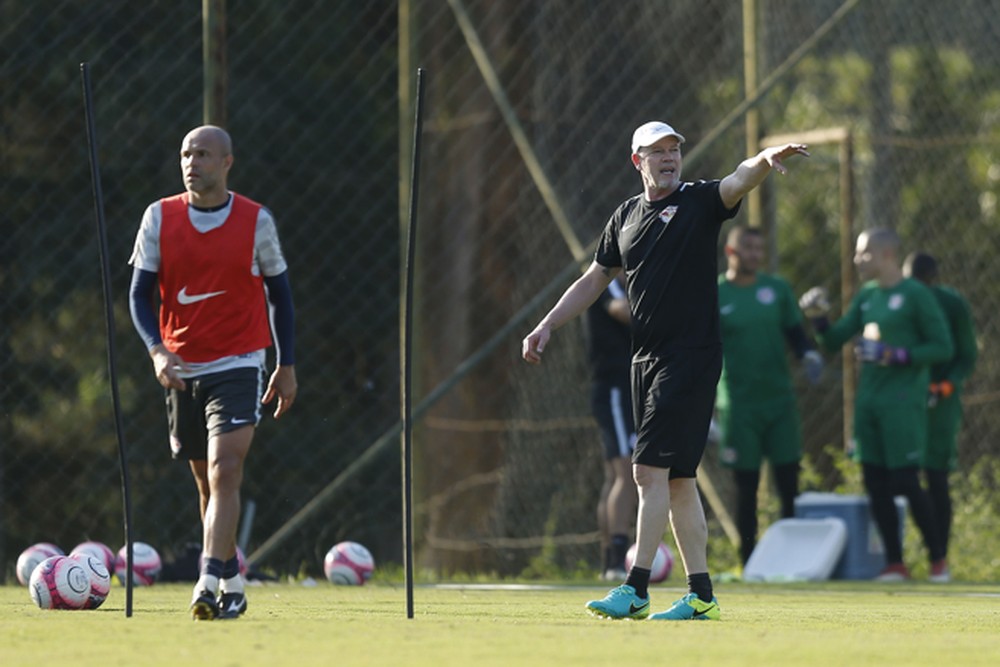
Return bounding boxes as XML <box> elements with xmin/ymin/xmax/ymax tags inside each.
<box><xmin>648</xmin><ymin>592</ymin><xmax>720</xmax><ymax>621</ymax></box>
<box><xmin>585</xmin><ymin>584</ymin><xmax>650</xmax><ymax>620</ymax></box>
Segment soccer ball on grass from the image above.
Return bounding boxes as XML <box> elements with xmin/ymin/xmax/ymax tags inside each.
<box><xmin>69</xmin><ymin>553</ymin><xmax>112</xmax><ymax>609</ymax></box>
<box><xmin>29</xmin><ymin>555</ymin><xmax>91</xmax><ymax>610</ymax></box>
<box><xmin>16</xmin><ymin>543</ymin><xmax>64</xmax><ymax>586</ymax></box>
<box><xmin>625</xmin><ymin>542</ymin><xmax>675</xmax><ymax>583</ymax></box>
<box><xmin>324</xmin><ymin>541</ymin><xmax>374</xmax><ymax>585</ymax></box>
<box><xmin>70</xmin><ymin>541</ymin><xmax>116</xmax><ymax>574</ymax></box>
<box><xmin>114</xmin><ymin>542</ymin><xmax>162</xmax><ymax>586</ymax></box>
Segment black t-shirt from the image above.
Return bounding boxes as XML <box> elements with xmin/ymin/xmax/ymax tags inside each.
<box><xmin>595</xmin><ymin>180</ymin><xmax>739</xmax><ymax>357</ymax></box>
<box><xmin>586</xmin><ymin>282</ymin><xmax>631</xmax><ymax>384</ymax></box>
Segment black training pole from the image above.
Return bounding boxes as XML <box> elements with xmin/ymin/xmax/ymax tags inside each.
<box><xmin>81</xmin><ymin>62</ymin><xmax>134</xmax><ymax>618</ymax></box>
<box><xmin>402</xmin><ymin>67</ymin><xmax>426</xmax><ymax>620</ymax></box>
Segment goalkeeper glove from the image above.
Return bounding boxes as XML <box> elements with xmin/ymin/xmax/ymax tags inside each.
<box><xmin>802</xmin><ymin>350</ymin><xmax>824</xmax><ymax>384</ymax></box>
<box><xmin>855</xmin><ymin>338</ymin><xmax>910</xmax><ymax>365</ymax></box>
<box><xmin>799</xmin><ymin>287</ymin><xmax>831</xmax><ymax>332</ymax></box>
<box><xmin>799</xmin><ymin>287</ymin><xmax>830</xmax><ymax>317</ymax></box>
<box><xmin>928</xmin><ymin>381</ymin><xmax>955</xmax><ymax>407</ymax></box>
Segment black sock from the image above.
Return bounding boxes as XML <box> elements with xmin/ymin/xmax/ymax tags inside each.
<box><xmin>625</xmin><ymin>567</ymin><xmax>650</xmax><ymax>599</ymax></box>
<box><xmin>734</xmin><ymin>469</ymin><xmax>760</xmax><ymax>565</ymax></box>
<box><xmin>222</xmin><ymin>555</ymin><xmax>240</xmax><ymax>579</ymax></box>
<box><xmin>925</xmin><ymin>468</ymin><xmax>952</xmax><ymax>557</ymax></box>
<box><xmin>202</xmin><ymin>556</ymin><xmax>224</xmax><ymax>578</ymax></box>
<box><xmin>687</xmin><ymin>572</ymin><xmax>713</xmax><ymax>603</ymax></box>
<box><xmin>610</xmin><ymin>534</ymin><xmax>629</xmax><ymax>570</ymax></box>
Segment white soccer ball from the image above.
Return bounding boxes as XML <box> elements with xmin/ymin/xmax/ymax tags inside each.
<box><xmin>28</xmin><ymin>555</ymin><xmax>91</xmax><ymax>610</ymax></box>
<box><xmin>69</xmin><ymin>553</ymin><xmax>112</xmax><ymax>609</ymax></box>
<box><xmin>114</xmin><ymin>542</ymin><xmax>162</xmax><ymax>586</ymax></box>
<box><xmin>324</xmin><ymin>541</ymin><xmax>374</xmax><ymax>585</ymax></box>
<box><xmin>70</xmin><ymin>541</ymin><xmax>116</xmax><ymax>575</ymax></box>
<box><xmin>16</xmin><ymin>543</ymin><xmax>64</xmax><ymax>586</ymax></box>
<box><xmin>625</xmin><ymin>542</ymin><xmax>675</xmax><ymax>583</ymax></box>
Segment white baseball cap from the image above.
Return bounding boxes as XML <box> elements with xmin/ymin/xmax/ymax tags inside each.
<box><xmin>631</xmin><ymin>121</ymin><xmax>686</xmax><ymax>154</ymax></box>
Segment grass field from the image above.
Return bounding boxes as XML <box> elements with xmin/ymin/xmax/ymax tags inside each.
<box><xmin>3</xmin><ymin>580</ymin><xmax>999</xmax><ymax>666</ymax></box>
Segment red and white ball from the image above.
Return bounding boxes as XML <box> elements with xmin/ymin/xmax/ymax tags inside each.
<box><xmin>70</xmin><ymin>541</ymin><xmax>116</xmax><ymax>575</ymax></box>
<box><xmin>625</xmin><ymin>542</ymin><xmax>675</xmax><ymax>583</ymax></box>
<box><xmin>16</xmin><ymin>543</ymin><xmax>64</xmax><ymax>586</ymax></box>
<box><xmin>69</xmin><ymin>553</ymin><xmax>112</xmax><ymax>609</ymax></box>
<box><xmin>114</xmin><ymin>542</ymin><xmax>162</xmax><ymax>586</ymax></box>
<box><xmin>29</xmin><ymin>555</ymin><xmax>91</xmax><ymax>610</ymax></box>
<box><xmin>324</xmin><ymin>541</ymin><xmax>374</xmax><ymax>585</ymax></box>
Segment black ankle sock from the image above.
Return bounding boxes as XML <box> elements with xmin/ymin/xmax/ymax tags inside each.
<box><xmin>202</xmin><ymin>556</ymin><xmax>224</xmax><ymax>578</ymax></box>
<box><xmin>222</xmin><ymin>555</ymin><xmax>240</xmax><ymax>579</ymax></box>
<box><xmin>625</xmin><ymin>567</ymin><xmax>651</xmax><ymax>599</ymax></box>
<box><xmin>687</xmin><ymin>572</ymin><xmax>713</xmax><ymax>603</ymax></box>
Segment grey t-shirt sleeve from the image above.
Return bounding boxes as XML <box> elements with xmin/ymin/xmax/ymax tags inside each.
<box><xmin>128</xmin><ymin>201</ymin><xmax>162</xmax><ymax>272</ymax></box>
<box><xmin>254</xmin><ymin>207</ymin><xmax>288</xmax><ymax>277</ymax></box>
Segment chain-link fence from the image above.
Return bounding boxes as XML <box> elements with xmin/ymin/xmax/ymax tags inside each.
<box><xmin>3</xmin><ymin>0</ymin><xmax>1000</xmax><ymax>583</ymax></box>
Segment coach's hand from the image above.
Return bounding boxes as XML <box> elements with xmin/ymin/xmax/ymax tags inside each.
<box><xmin>522</xmin><ymin>325</ymin><xmax>551</xmax><ymax>364</ymax></box>
<box><xmin>264</xmin><ymin>365</ymin><xmax>297</xmax><ymax>419</ymax></box>
<box><xmin>150</xmin><ymin>344</ymin><xmax>188</xmax><ymax>391</ymax></box>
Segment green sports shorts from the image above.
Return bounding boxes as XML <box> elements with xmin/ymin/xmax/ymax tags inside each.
<box><xmin>853</xmin><ymin>402</ymin><xmax>927</xmax><ymax>469</ymax></box>
<box><xmin>717</xmin><ymin>395</ymin><xmax>801</xmax><ymax>471</ymax></box>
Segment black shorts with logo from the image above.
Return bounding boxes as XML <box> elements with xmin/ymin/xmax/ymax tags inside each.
<box><xmin>166</xmin><ymin>366</ymin><xmax>265</xmax><ymax>460</ymax></box>
<box><xmin>631</xmin><ymin>346</ymin><xmax>722</xmax><ymax>477</ymax></box>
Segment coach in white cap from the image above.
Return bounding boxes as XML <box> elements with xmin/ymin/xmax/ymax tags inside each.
<box><xmin>630</xmin><ymin>121</ymin><xmax>686</xmax><ymax>154</ymax></box>
<box><xmin>522</xmin><ymin>121</ymin><xmax>808</xmax><ymax>621</ymax></box>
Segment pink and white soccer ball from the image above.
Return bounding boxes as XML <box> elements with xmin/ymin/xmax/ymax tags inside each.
<box><xmin>324</xmin><ymin>541</ymin><xmax>374</xmax><ymax>585</ymax></box>
<box><xmin>114</xmin><ymin>542</ymin><xmax>162</xmax><ymax>586</ymax></box>
<box><xmin>69</xmin><ymin>553</ymin><xmax>112</xmax><ymax>609</ymax></box>
<box><xmin>28</xmin><ymin>555</ymin><xmax>91</xmax><ymax>610</ymax></box>
<box><xmin>625</xmin><ymin>542</ymin><xmax>675</xmax><ymax>583</ymax></box>
<box><xmin>70</xmin><ymin>541</ymin><xmax>116</xmax><ymax>575</ymax></box>
<box><xmin>16</xmin><ymin>543</ymin><xmax>64</xmax><ymax>586</ymax></box>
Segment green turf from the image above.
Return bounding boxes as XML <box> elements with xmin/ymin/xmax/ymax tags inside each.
<box><xmin>3</xmin><ymin>581</ymin><xmax>999</xmax><ymax>666</ymax></box>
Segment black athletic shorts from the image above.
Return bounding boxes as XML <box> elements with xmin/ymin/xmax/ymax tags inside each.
<box><xmin>166</xmin><ymin>366</ymin><xmax>265</xmax><ymax>461</ymax></box>
<box><xmin>591</xmin><ymin>380</ymin><xmax>636</xmax><ymax>461</ymax></box>
<box><xmin>631</xmin><ymin>346</ymin><xmax>722</xmax><ymax>477</ymax></box>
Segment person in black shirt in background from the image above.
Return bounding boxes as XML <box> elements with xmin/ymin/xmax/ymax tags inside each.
<box><xmin>586</xmin><ymin>276</ymin><xmax>637</xmax><ymax>581</ymax></box>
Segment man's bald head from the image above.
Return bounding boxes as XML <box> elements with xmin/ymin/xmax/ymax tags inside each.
<box><xmin>183</xmin><ymin>125</ymin><xmax>232</xmax><ymax>156</ymax></box>
<box><xmin>179</xmin><ymin>125</ymin><xmax>234</xmax><ymax>206</ymax></box>
<box><xmin>859</xmin><ymin>228</ymin><xmax>900</xmax><ymax>256</ymax></box>
<box><xmin>854</xmin><ymin>227</ymin><xmax>903</xmax><ymax>284</ymax></box>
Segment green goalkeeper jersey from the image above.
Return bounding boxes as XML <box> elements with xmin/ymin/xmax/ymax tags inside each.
<box><xmin>717</xmin><ymin>273</ymin><xmax>802</xmax><ymax>408</ymax></box>
<box><xmin>819</xmin><ymin>277</ymin><xmax>953</xmax><ymax>407</ymax></box>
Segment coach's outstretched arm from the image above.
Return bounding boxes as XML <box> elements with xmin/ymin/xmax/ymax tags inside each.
<box><xmin>719</xmin><ymin>143</ymin><xmax>810</xmax><ymax>210</ymax></box>
<box><xmin>522</xmin><ymin>261</ymin><xmax>619</xmax><ymax>364</ymax></box>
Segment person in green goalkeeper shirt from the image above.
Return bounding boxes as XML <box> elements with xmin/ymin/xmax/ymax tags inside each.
<box><xmin>717</xmin><ymin>225</ymin><xmax>823</xmax><ymax>565</ymax></box>
<box><xmin>799</xmin><ymin>228</ymin><xmax>953</xmax><ymax>582</ymax></box>
<box><xmin>903</xmin><ymin>252</ymin><xmax>978</xmax><ymax>579</ymax></box>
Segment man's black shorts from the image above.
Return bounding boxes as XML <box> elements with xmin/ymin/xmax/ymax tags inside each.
<box><xmin>166</xmin><ymin>366</ymin><xmax>265</xmax><ymax>461</ymax></box>
<box><xmin>631</xmin><ymin>346</ymin><xmax>722</xmax><ymax>477</ymax></box>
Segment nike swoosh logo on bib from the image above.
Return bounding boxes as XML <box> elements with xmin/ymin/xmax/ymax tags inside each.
<box><xmin>177</xmin><ymin>286</ymin><xmax>227</xmax><ymax>305</ymax></box>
